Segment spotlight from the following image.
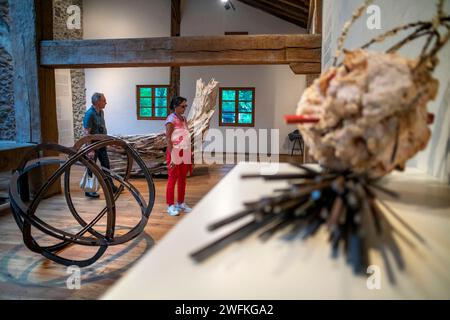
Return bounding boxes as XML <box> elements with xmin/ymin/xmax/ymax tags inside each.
<box><xmin>222</xmin><ymin>0</ymin><xmax>236</xmax><ymax>11</ymax></box>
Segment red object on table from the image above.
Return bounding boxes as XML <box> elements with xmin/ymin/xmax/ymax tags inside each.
<box><xmin>427</xmin><ymin>113</ymin><xmax>434</xmax><ymax>125</ymax></box>
<box><xmin>284</xmin><ymin>114</ymin><xmax>320</xmax><ymax>124</ymax></box>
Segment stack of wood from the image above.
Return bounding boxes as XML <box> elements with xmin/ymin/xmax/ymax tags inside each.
<box><xmin>108</xmin><ymin>78</ymin><xmax>219</xmax><ymax>176</ymax></box>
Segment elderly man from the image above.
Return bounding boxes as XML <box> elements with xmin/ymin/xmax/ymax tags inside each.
<box><xmin>83</xmin><ymin>92</ymin><xmax>118</xmax><ymax>198</ymax></box>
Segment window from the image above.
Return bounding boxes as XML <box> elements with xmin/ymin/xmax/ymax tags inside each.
<box><xmin>219</xmin><ymin>87</ymin><xmax>255</xmax><ymax>127</ymax></box>
<box><xmin>136</xmin><ymin>85</ymin><xmax>169</xmax><ymax>120</ymax></box>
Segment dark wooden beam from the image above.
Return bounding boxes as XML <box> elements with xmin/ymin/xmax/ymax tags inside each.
<box><xmin>304</xmin><ymin>0</ymin><xmax>322</xmax><ymax>164</ymax></box>
<box><xmin>170</xmin><ymin>0</ymin><xmax>181</xmax><ymax>99</ymax></box>
<box><xmin>237</xmin><ymin>0</ymin><xmax>308</xmax><ymax>28</ymax></box>
<box><xmin>307</xmin><ymin>0</ymin><xmax>322</xmax><ymax>34</ymax></box>
<box><xmin>171</xmin><ymin>0</ymin><xmax>181</xmax><ymax>37</ymax></box>
<box><xmin>7</xmin><ymin>0</ymin><xmax>61</xmax><ymax>195</ymax></box>
<box><xmin>289</xmin><ymin>62</ymin><xmax>321</xmax><ymax>74</ymax></box>
<box><xmin>314</xmin><ymin>0</ymin><xmax>322</xmax><ymax>34</ymax></box>
<box><xmin>9</xmin><ymin>0</ymin><xmax>41</xmax><ymax>143</ymax></box>
<box><xmin>35</xmin><ymin>0</ymin><xmax>61</xmax><ymax>196</ymax></box>
<box><xmin>262</xmin><ymin>0</ymin><xmax>309</xmax><ymax>16</ymax></box>
<box><xmin>40</xmin><ymin>34</ymin><xmax>322</xmax><ymax>70</ymax></box>
<box><xmin>0</xmin><ymin>144</ymin><xmax>34</xmax><ymax>172</ymax></box>
<box><xmin>279</xmin><ymin>0</ymin><xmax>309</xmax><ymax>13</ymax></box>
<box><xmin>36</xmin><ymin>0</ymin><xmax>58</xmax><ymax>145</ymax></box>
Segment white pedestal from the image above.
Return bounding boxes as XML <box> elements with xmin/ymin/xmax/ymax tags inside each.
<box><xmin>103</xmin><ymin>162</ymin><xmax>450</xmax><ymax>299</ymax></box>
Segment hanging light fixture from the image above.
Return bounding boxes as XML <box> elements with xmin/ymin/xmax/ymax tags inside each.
<box><xmin>221</xmin><ymin>0</ymin><xmax>236</xmax><ymax>11</ymax></box>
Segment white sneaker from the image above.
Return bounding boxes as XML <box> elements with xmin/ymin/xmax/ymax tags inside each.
<box><xmin>176</xmin><ymin>202</ymin><xmax>192</xmax><ymax>213</ymax></box>
<box><xmin>167</xmin><ymin>205</ymin><xmax>180</xmax><ymax>216</ymax></box>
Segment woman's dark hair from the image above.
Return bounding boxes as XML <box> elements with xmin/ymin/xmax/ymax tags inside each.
<box><xmin>169</xmin><ymin>96</ymin><xmax>187</xmax><ymax>111</ymax></box>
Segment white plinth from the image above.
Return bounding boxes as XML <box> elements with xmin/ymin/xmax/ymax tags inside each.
<box><xmin>103</xmin><ymin>162</ymin><xmax>450</xmax><ymax>299</ymax></box>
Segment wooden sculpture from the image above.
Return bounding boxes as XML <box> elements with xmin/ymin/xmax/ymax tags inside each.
<box><xmin>108</xmin><ymin>78</ymin><xmax>219</xmax><ymax>175</ymax></box>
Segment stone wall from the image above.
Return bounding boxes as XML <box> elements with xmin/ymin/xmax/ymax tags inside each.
<box><xmin>0</xmin><ymin>0</ymin><xmax>15</xmax><ymax>141</ymax></box>
<box><xmin>53</xmin><ymin>0</ymin><xmax>85</xmax><ymax>140</ymax></box>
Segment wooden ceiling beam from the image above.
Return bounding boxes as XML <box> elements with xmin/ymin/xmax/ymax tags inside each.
<box><xmin>40</xmin><ymin>34</ymin><xmax>322</xmax><ymax>71</ymax></box>
<box><xmin>237</xmin><ymin>0</ymin><xmax>308</xmax><ymax>28</ymax></box>
<box><xmin>248</xmin><ymin>0</ymin><xmax>308</xmax><ymax>20</ymax></box>
<box><xmin>278</xmin><ymin>0</ymin><xmax>309</xmax><ymax>14</ymax></box>
<box><xmin>278</xmin><ymin>0</ymin><xmax>304</xmax><ymax>10</ymax></box>
<box><xmin>289</xmin><ymin>62</ymin><xmax>321</xmax><ymax>74</ymax></box>
<box><xmin>307</xmin><ymin>0</ymin><xmax>322</xmax><ymax>34</ymax></box>
<box><xmin>170</xmin><ymin>0</ymin><xmax>181</xmax><ymax>98</ymax></box>
<box><xmin>257</xmin><ymin>0</ymin><xmax>308</xmax><ymax>17</ymax></box>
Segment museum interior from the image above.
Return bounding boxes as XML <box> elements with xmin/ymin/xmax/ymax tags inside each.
<box><xmin>0</xmin><ymin>0</ymin><xmax>449</xmax><ymax>300</ymax></box>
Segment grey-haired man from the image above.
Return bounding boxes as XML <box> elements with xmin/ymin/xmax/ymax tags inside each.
<box><xmin>83</xmin><ymin>92</ymin><xmax>118</xmax><ymax>198</ymax></box>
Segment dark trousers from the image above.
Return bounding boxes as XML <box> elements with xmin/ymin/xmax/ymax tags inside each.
<box><xmin>87</xmin><ymin>147</ymin><xmax>114</xmax><ymax>187</ymax></box>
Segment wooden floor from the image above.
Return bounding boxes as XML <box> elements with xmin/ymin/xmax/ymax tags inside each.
<box><xmin>0</xmin><ymin>154</ymin><xmax>302</xmax><ymax>299</ymax></box>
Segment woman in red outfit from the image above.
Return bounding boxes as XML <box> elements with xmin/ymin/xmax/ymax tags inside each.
<box><xmin>165</xmin><ymin>96</ymin><xmax>193</xmax><ymax>216</ymax></box>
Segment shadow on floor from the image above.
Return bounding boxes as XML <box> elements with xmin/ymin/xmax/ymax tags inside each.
<box><xmin>0</xmin><ymin>225</ymin><xmax>155</xmax><ymax>289</ymax></box>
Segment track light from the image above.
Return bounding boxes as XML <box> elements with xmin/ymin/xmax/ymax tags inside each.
<box><xmin>222</xmin><ymin>0</ymin><xmax>236</xmax><ymax>11</ymax></box>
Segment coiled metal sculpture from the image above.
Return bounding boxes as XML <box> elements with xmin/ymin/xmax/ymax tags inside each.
<box><xmin>9</xmin><ymin>135</ymin><xmax>155</xmax><ymax>267</ymax></box>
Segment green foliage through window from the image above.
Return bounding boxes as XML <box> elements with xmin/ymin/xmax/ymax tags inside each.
<box><xmin>238</xmin><ymin>113</ymin><xmax>252</xmax><ymax>124</ymax></box>
<box><xmin>222</xmin><ymin>113</ymin><xmax>236</xmax><ymax>124</ymax></box>
<box><xmin>222</xmin><ymin>90</ymin><xmax>236</xmax><ymax>101</ymax></box>
<box><xmin>140</xmin><ymin>88</ymin><xmax>152</xmax><ymax>97</ymax></box>
<box><xmin>238</xmin><ymin>101</ymin><xmax>252</xmax><ymax>112</ymax></box>
<box><xmin>140</xmin><ymin>98</ymin><xmax>152</xmax><ymax>107</ymax></box>
<box><xmin>140</xmin><ymin>107</ymin><xmax>152</xmax><ymax>117</ymax></box>
<box><xmin>155</xmin><ymin>87</ymin><xmax>167</xmax><ymax>97</ymax></box>
<box><xmin>238</xmin><ymin>90</ymin><xmax>253</xmax><ymax>101</ymax></box>
<box><xmin>220</xmin><ymin>88</ymin><xmax>254</xmax><ymax>126</ymax></box>
<box><xmin>155</xmin><ymin>98</ymin><xmax>167</xmax><ymax>107</ymax></box>
<box><xmin>222</xmin><ymin>101</ymin><xmax>235</xmax><ymax>112</ymax></box>
<box><xmin>155</xmin><ymin>108</ymin><xmax>167</xmax><ymax>117</ymax></box>
<box><xmin>137</xmin><ymin>85</ymin><xmax>169</xmax><ymax>119</ymax></box>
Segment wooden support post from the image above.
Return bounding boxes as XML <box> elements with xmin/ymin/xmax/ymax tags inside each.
<box><xmin>34</xmin><ymin>0</ymin><xmax>61</xmax><ymax>196</ymax></box>
<box><xmin>313</xmin><ymin>0</ymin><xmax>322</xmax><ymax>34</ymax></box>
<box><xmin>9</xmin><ymin>0</ymin><xmax>41</xmax><ymax>144</ymax></box>
<box><xmin>170</xmin><ymin>66</ymin><xmax>180</xmax><ymax>98</ymax></box>
<box><xmin>289</xmin><ymin>62</ymin><xmax>321</xmax><ymax>74</ymax></box>
<box><xmin>303</xmin><ymin>0</ymin><xmax>322</xmax><ymax>164</ymax></box>
<box><xmin>170</xmin><ymin>0</ymin><xmax>181</xmax><ymax>99</ymax></box>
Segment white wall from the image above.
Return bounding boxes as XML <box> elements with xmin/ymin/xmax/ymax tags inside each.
<box><xmin>181</xmin><ymin>0</ymin><xmax>306</xmax><ymax>153</ymax></box>
<box><xmin>181</xmin><ymin>65</ymin><xmax>305</xmax><ymax>153</ymax></box>
<box><xmin>85</xmin><ymin>67</ymin><xmax>170</xmax><ymax>135</ymax></box>
<box><xmin>181</xmin><ymin>0</ymin><xmax>303</xmax><ymax>36</ymax></box>
<box><xmin>323</xmin><ymin>0</ymin><xmax>450</xmax><ymax>182</ymax></box>
<box><xmin>83</xmin><ymin>0</ymin><xmax>170</xmax><ymax>39</ymax></box>
<box><xmin>83</xmin><ymin>0</ymin><xmax>171</xmax><ymax>134</ymax></box>
<box><xmin>83</xmin><ymin>0</ymin><xmax>306</xmax><ymax>153</ymax></box>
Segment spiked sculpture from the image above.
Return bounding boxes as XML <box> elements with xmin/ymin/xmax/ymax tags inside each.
<box><xmin>191</xmin><ymin>0</ymin><xmax>449</xmax><ymax>278</ymax></box>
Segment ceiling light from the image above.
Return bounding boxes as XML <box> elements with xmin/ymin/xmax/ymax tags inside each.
<box><xmin>222</xmin><ymin>0</ymin><xmax>236</xmax><ymax>11</ymax></box>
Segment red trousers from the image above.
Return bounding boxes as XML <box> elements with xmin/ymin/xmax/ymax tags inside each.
<box><xmin>166</xmin><ymin>149</ymin><xmax>192</xmax><ymax>206</ymax></box>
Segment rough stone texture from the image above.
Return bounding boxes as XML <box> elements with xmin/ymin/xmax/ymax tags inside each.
<box><xmin>0</xmin><ymin>0</ymin><xmax>15</xmax><ymax>141</ymax></box>
<box><xmin>53</xmin><ymin>0</ymin><xmax>85</xmax><ymax>140</ymax></box>
<box><xmin>53</xmin><ymin>0</ymin><xmax>83</xmax><ymax>40</ymax></box>
<box><xmin>70</xmin><ymin>69</ymin><xmax>86</xmax><ymax>139</ymax></box>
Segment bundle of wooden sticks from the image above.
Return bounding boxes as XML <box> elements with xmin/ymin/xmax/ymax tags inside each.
<box><xmin>108</xmin><ymin>79</ymin><xmax>219</xmax><ymax>176</ymax></box>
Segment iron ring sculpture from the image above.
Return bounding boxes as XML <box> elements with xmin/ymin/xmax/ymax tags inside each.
<box><xmin>9</xmin><ymin>135</ymin><xmax>155</xmax><ymax>267</ymax></box>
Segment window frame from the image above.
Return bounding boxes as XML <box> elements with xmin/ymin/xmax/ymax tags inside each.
<box><xmin>219</xmin><ymin>87</ymin><xmax>255</xmax><ymax>127</ymax></box>
<box><xmin>136</xmin><ymin>84</ymin><xmax>170</xmax><ymax>120</ymax></box>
